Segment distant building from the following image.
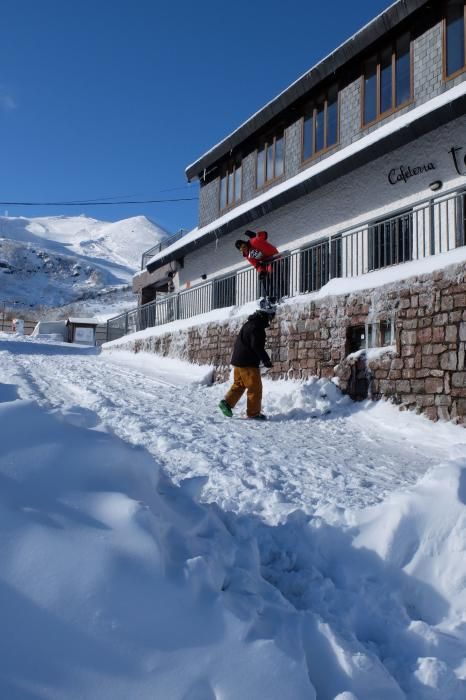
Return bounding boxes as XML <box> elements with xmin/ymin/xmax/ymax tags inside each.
<box><xmin>132</xmin><ymin>0</ymin><xmax>466</xmax><ymax>320</ymax></box>
<box><xmin>66</xmin><ymin>318</ymin><xmax>99</xmax><ymax>345</ymax></box>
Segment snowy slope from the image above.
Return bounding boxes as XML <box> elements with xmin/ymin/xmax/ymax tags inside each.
<box><xmin>1</xmin><ymin>336</ymin><xmax>466</xmax><ymax>699</ymax></box>
<box><xmin>0</xmin><ymin>214</ymin><xmax>169</xmax><ymax>313</ymax></box>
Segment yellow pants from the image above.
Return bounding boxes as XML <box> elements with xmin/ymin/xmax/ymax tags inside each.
<box><xmin>224</xmin><ymin>367</ymin><xmax>262</xmax><ymax>417</ymax></box>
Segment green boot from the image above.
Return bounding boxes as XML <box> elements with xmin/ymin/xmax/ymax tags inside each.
<box><xmin>218</xmin><ymin>399</ymin><xmax>233</xmax><ymax>417</ymax></box>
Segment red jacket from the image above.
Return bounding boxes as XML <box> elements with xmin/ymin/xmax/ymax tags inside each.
<box><xmin>243</xmin><ymin>232</ymin><xmax>279</xmax><ymax>272</ymax></box>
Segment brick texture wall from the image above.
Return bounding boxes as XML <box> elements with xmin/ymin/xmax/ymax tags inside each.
<box><xmin>109</xmin><ymin>261</ymin><xmax>466</xmax><ymax>425</ymax></box>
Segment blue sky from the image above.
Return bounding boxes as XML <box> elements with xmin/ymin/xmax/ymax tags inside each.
<box><xmin>0</xmin><ymin>0</ymin><xmax>394</xmax><ymax>234</ymax></box>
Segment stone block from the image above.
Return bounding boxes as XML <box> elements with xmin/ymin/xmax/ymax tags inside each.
<box><xmin>452</xmin><ymin>372</ymin><xmax>466</xmax><ymax>388</ymax></box>
<box><xmin>446</xmin><ymin>325</ymin><xmax>458</xmax><ymax>343</ymax></box>
<box><xmin>432</xmin><ymin>326</ymin><xmax>445</xmax><ymax>342</ymax></box>
<box><xmin>425</xmin><ymin>377</ymin><xmax>443</xmax><ymax>393</ymax></box>
<box><xmin>440</xmin><ymin>352</ymin><xmax>457</xmax><ymax>371</ymax></box>
<box><xmin>432</xmin><ymin>344</ymin><xmax>448</xmax><ymax>355</ymax></box>
<box><xmin>418</xmin><ymin>328</ymin><xmax>432</xmax><ymax>343</ymax></box>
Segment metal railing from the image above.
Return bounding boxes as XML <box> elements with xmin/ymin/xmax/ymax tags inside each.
<box><xmin>141</xmin><ymin>228</ymin><xmax>188</xmax><ymax>269</ymax></box>
<box><xmin>108</xmin><ymin>188</ymin><xmax>466</xmax><ymax>343</ymax></box>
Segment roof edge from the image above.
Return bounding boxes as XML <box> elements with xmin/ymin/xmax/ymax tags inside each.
<box><xmin>185</xmin><ymin>0</ymin><xmax>429</xmax><ymax>182</ymax></box>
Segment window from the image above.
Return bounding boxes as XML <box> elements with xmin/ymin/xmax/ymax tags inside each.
<box><xmin>219</xmin><ymin>162</ymin><xmax>242</xmax><ymax>211</ymax></box>
<box><xmin>302</xmin><ymin>85</ymin><xmax>339</xmax><ymax>161</ymax></box>
<box><xmin>256</xmin><ymin>130</ymin><xmax>284</xmax><ymax>188</ymax></box>
<box><xmin>444</xmin><ymin>0</ymin><xmax>466</xmax><ymax>78</ymax></box>
<box><xmin>368</xmin><ymin>210</ymin><xmax>413</xmax><ymax>271</ymax></box>
<box><xmin>379</xmin><ymin>320</ymin><xmax>393</xmax><ymax>346</ymax></box>
<box><xmin>362</xmin><ymin>33</ymin><xmax>412</xmax><ymax>125</ymax></box>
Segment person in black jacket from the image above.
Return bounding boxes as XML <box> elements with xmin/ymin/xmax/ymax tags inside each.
<box><xmin>218</xmin><ymin>310</ymin><xmax>274</xmax><ymax>420</ymax></box>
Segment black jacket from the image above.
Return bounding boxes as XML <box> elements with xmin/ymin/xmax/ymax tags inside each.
<box><xmin>231</xmin><ymin>313</ymin><xmax>272</xmax><ymax>368</ymax></box>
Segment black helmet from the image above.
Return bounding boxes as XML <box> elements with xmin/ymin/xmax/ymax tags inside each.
<box><xmin>254</xmin><ymin>309</ymin><xmax>275</xmax><ymax>325</ymax></box>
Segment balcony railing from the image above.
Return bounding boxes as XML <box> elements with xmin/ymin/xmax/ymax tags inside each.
<box><xmin>141</xmin><ymin>228</ymin><xmax>188</xmax><ymax>269</ymax></box>
<box><xmin>108</xmin><ymin>188</ymin><xmax>466</xmax><ymax>343</ymax></box>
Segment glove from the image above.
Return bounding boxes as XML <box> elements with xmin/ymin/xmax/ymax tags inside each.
<box><xmin>244</xmin><ymin>230</ymin><xmax>256</xmax><ymax>239</ymax></box>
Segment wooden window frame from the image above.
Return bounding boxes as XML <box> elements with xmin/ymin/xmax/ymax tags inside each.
<box><xmin>301</xmin><ymin>86</ymin><xmax>340</xmax><ymax>164</ymax></box>
<box><xmin>219</xmin><ymin>161</ymin><xmax>243</xmax><ymax>212</ymax></box>
<box><xmin>442</xmin><ymin>0</ymin><xmax>466</xmax><ymax>81</ymax></box>
<box><xmin>360</xmin><ymin>35</ymin><xmax>413</xmax><ymax>128</ymax></box>
<box><xmin>255</xmin><ymin>129</ymin><xmax>285</xmax><ymax>191</ymax></box>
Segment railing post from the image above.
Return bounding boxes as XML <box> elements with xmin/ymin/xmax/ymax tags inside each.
<box><xmin>125</xmin><ymin>312</ymin><xmax>129</xmax><ymax>336</ymax></box>
<box><xmin>429</xmin><ymin>199</ymin><xmax>436</xmax><ymax>256</ymax></box>
<box><xmin>328</xmin><ymin>235</ymin><xmax>332</xmax><ymax>280</ymax></box>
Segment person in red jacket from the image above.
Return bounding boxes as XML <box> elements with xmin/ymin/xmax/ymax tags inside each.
<box><xmin>235</xmin><ymin>230</ymin><xmax>279</xmax><ymax>306</ymax></box>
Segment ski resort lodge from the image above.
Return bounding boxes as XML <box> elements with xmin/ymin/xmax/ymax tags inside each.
<box><xmin>107</xmin><ymin>0</ymin><xmax>466</xmax><ymax>424</ymax></box>
<box><xmin>125</xmin><ymin>0</ymin><xmax>466</xmax><ymax>321</ymax></box>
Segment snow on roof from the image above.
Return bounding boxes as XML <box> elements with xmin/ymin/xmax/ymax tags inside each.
<box><xmin>67</xmin><ymin>317</ymin><xmax>99</xmax><ymax>325</ymax></box>
<box><xmin>147</xmin><ymin>80</ymin><xmax>466</xmax><ymax>271</ymax></box>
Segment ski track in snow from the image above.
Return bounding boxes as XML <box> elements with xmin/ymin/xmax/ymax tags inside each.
<box><xmin>2</xmin><ymin>346</ymin><xmax>443</xmax><ymax>524</ymax></box>
<box><xmin>2</xmin><ymin>340</ymin><xmax>466</xmax><ymax>699</ymax></box>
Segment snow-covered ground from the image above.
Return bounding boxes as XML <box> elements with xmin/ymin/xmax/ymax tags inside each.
<box><xmin>1</xmin><ymin>335</ymin><xmax>466</xmax><ymax>699</ymax></box>
<box><xmin>0</xmin><ymin>214</ymin><xmax>168</xmax><ymax>316</ymax></box>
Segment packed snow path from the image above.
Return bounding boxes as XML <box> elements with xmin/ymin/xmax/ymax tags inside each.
<box><xmin>2</xmin><ymin>336</ymin><xmax>466</xmax><ymax>700</ymax></box>
<box><xmin>2</xmin><ymin>338</ymin><xmax>463</xmax><ymax>524</ymax></box>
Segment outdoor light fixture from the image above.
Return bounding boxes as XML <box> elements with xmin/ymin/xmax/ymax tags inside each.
<box><xmin>429</xmin><ymin>180</ymin><xmax>443</xmax><ymax>192</ymax></box>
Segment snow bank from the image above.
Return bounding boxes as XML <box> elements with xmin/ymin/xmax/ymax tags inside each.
<box><xmin>0</xmin><ymin>389</ymin><xmax>313</xmax><ymax>700</ymax></box>
<box><xmin>104</xmin><ymin>349</ymin><xmax>214</xmax><ymax>386</ymax></box>
<box><xmin>2</xmin><ymin>338</ymin><xmax>466</xmax><ymax>699</ymax></box>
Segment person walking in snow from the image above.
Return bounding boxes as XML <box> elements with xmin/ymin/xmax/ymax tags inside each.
<box><xmin>235</xmin><ymin>230</ymin><xmax>279</xmax><ymax>308</ymax></box>
<box><xmin>218</xmin><ymin>309</ymin><xmax>274</xmax><ymax>421</ymax></box>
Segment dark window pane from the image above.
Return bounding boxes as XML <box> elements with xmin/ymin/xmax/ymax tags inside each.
<box><xmin>327</xmin><ymin>90</ymin><xmax>338</xmax><ymax>147</ymax></box>
<box><xmin>395</xmin><ymin>34</ymin><xmax>411</xmax><ymax>105</ymax></box>
<box><xmin>369</xmin><ymin>212</ymin><xmax>412</xmax><ymax>270</ymax></box>
<box><xmin>266</xmin><ymin>142</ymin><xmax>274</xmax><ymax>181</ymax></box>
<box><xmin>257</xmin><ymin>148</ymin><xmax>265</xmax><ymax>188</ymax></box>
<box><xmin>380</xmin><ymin>47</ymin><xmax>393</xmax><ymax>113</ymax></box>
<box><xmin>300</xmin><ymin>240</ymin><xmax>329</xmax><ymax>293</ymax></box>
<box><xmin>275</xmin><ymin>135</ymin><xmax>284</xmax><ymax>177</ymax></box>
<box><xmin>220</xmin><ymin>176</ymin><xmax>227</xmax><ymax>209</ymax></box>
<box><xmin>303</xmin><ymin>114</ymin><xmax>313</xmax><ymax>159</ymax></box>
<box><xmin>446</xmin><ymin>0</ymin><xmax>465</xmax><ymax>76</ymax></box>
<box><xmin>380</xmin><ymin>321</ymin><xmax>391</xmax><ymax>346</ymax></box>
<box><xmin>227</xmin><ymin>171</ymin><xmax>234</xmax><ymax>205</ymax></box>
<box><xmin>364</xmin><ymin>57</ymin><xmax>377</xmax><ymax>124</ymax></box>
<box><xmin>234</xmin><ymin>166</ymin><xmax>242</xmax><ymax>202</ymax></box>
<box><xmin>315</xmin><ymin>103</ymin><xmax>325</xmax><ymax>152</ymax></box>
<box><xmin>330</xmin><ymin>235</ymin><xmax>342</xmax><ymax>278</ymax></box>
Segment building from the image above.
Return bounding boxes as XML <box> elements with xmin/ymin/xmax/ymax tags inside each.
<box><xmin>129</xmin><ymin>0</ymin><xmax>466</xmax><ymax>334</ymax></box>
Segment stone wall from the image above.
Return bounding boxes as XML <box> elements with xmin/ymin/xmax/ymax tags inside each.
<box><xmin>109</xmin><ymin>260</ymin><xmax>466</xmax><ymax>425</ymax></box>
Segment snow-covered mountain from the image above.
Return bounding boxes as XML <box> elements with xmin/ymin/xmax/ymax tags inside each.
<box><xmin>0</xmin><ymin>214</ymin><xmax>169</xmax><ymax>317</ymax></box>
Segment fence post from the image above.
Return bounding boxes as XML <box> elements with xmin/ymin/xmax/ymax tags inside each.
<box><xmin>429</xmin><ymin>199</ymin><xmax>436</xmax><ymax>256</ymax></box>
<box><xmin>125</xmin><ymin>312</ymin><xmax>129</xmax><ymax>336</ymax></box>
<box><xmin>176</xmin><ymin>293</ymin><xmax>180</xmax><ymax>320</ymax></box>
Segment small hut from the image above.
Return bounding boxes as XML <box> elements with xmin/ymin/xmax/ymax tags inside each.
<box><xmin>66</xmin><ymin>318</ymin><xmax>99</xmax><ymax>345</ymax></box>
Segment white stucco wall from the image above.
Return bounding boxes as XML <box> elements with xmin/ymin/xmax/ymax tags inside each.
<box><xmin>177</xmin><ymin>114</ymin><xmax>466</xmax><ymax>290</ymax></box>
